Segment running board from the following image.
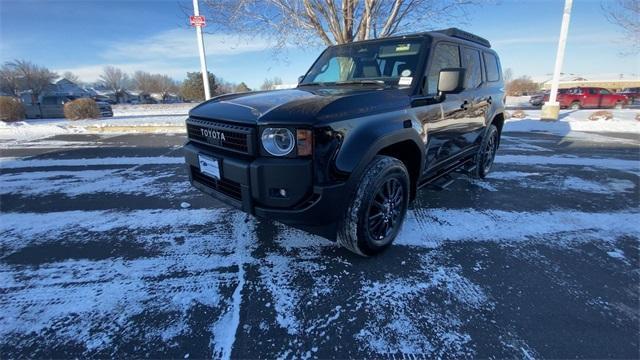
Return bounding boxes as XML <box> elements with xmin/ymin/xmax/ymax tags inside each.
<box><xmin>419</xmin><ymin>157</ymin><xmax>475</xmax><ymax>191</ymax></box>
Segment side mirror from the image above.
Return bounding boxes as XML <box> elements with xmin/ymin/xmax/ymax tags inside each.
<box><xmin>297</xmin><ymin>75</ymin><xmax>305</xmax><ymax>84</ymax></box>
<box><xmin>437</xmin><ymin>68</ymin><xmax>465</xmax><ymax>94</ymax></box>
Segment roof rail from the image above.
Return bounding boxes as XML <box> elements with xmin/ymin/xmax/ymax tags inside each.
<box><xmin>434</xmin><ymin>28</ymin><xmax>491</xmax><ymax>48</ymax></box>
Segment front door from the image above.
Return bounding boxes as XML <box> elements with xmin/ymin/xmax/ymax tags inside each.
<box><xmin>415</xmin><ymin>42</ymin><xmax>468</xmax><ymax>173</ymax></box>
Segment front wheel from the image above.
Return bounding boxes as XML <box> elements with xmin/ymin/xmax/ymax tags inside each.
<box><xmin>337</xmin><ymin>156</ymin><xmax>410</xmax><ymax>256</ymax></box>
<box><xmin>570</xmin><ymin>101</ymin><xmax>581</xmax><ymax>110</ymax></box>
<box><xmin>614</xmin><ymin>101</ymin><xmax>624</xmax><ymax>109</ymax></box>
<box><xmin>473</xmin><ymin>124</ymin><xmax>499</xmax><ymax>178</ymax></box>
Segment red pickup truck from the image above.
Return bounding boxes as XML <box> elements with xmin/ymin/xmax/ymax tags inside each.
<box><xmin>530</xmin><ymin>87</ymin><xmax>629</xmax><ymax>109</ymax></box>
<box><xmin>558</xmin><ymin>87</ymin><xmax>628</xmax><ymax>109</ymax></box>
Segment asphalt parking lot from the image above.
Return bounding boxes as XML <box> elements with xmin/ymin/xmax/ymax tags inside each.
<box><xmin>1</xmin><ymin>130</ymin><xmax>638</xmax><ymax>359</ymax></box>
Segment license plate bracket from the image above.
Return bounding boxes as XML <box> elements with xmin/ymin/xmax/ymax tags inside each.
<box><xmin>198</xmin><ymin>154</ymin><xmax>220</xmax><ymax>180</ymax></box>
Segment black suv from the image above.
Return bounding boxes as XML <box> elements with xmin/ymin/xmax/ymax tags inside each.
<box><xmin>184</xmin><ymin>28</ymin><xmax>505</xmax><ymax>256</ymax></box>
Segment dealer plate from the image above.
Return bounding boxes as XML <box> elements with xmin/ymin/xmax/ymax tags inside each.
<box><xmin>198</xmin><ymin>154</ymin><xmax>220</xmax><ymax>180</ymax></box>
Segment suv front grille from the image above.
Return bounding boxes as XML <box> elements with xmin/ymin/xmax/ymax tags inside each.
<box><xmin>186</xmin><ymin>117</ymin><xmax>255</xmax><ymax>156</ymax></box>
<box><xmin>190</xmin><ymin>166</ymin><xmax>242</xmax><ymax>200</ymax></box>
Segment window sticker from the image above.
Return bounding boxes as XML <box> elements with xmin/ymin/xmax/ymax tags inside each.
<box><xmin>399</xmin><ymin>77</ymin><xmax>413</xmax><ymax>85</ymax></box>
<box><xmin>401</xmin><ymin>69</ymin><xmax>412</xmax><ymax>77</ymax></box>
<box><xmin>396</xmin><ymin>44</ymin><xmax>411</xmax><ymax>52</ymax></box>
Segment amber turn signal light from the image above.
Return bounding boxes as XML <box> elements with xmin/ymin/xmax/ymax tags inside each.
<box><xmin>296</xmin><ymin>129</ymin><xmax>313</xmax><ymax>156</ymax></box>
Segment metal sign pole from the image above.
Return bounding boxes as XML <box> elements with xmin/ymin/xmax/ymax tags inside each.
<box><xmin>192</xmin><ymin>0</ymin><xmax>211</xmax><ymax>100</ymax></box>
<box><xmin>542</xmin><ymin>0</ymin><xmax>573</xmax><ymax>120</ymax></box>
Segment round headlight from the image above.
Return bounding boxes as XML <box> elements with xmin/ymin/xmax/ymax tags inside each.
<box><xmin>261</xmin><ymin>128</ymin><xmax>295</xmax><ymax>156</ymax></box>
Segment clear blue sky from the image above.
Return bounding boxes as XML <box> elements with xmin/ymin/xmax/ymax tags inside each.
<box><xmin>1</xmin><ymin>0</ymin><xmax>637</xmax><ymax>89</ymax></box>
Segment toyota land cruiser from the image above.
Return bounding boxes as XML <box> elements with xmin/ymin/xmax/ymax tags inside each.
<box><xmin>184</xmin><ymin>28</ymin><xmax>505</xmax><ymax>256</ymax></box>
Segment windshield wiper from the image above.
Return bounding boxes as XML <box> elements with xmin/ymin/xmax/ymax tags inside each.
<box><xmin>335</xmin><ymin>80</ymin><xmax>385</xmax><ymax>86</ymax></box>
<box><xmin>298</xmin><ymin>82</ymin><xmax>336</xmax><ymax>87</ymax></box>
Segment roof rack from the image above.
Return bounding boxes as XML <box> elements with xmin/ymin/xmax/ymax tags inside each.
<box><xmin>434</xmin><ymin>28</ymin><xmax>491</xmax><ymax>48</ymax></box>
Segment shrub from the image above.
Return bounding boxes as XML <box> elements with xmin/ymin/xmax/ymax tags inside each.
<box><xmin>64</xmin><ymin>98</ymin><xmax>100</xmax><ymax>120</ymax></box>
<box><xmin>0</xmin><ymin>96</ymin><xmax>25</xmax><ymax>122</ymax></box>
<box><xmin>588</xmin><ymin>110</ymin><xmax>613</xmax><ymax>121</ymax></box>
<box><xmin>511</xmin><ymin>110</ymin><xmax>527</xmax><ymax>119</ymax></box>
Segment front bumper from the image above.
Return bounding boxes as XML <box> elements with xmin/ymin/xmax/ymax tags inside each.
<box><xmin>183</xmin><ymin>142</ymin><xmax>346</xmax><ymax>225</ymax></box>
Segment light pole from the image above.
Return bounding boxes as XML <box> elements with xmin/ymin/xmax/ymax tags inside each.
<box><xmin>542</xmin><ymin>0</ymin><xmax>573</xmax><ymax>120</ymax></box>
<box><xmin>192</xmin><ymin>0</ymin><xmax>211</xmax><ymax>100</ymax></box>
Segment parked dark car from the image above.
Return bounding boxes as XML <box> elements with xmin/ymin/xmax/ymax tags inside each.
<box><xmin>25</xmin><ymin>95</ymin><xmax>113</xmax><ymax>119</ymax></box>
<box><xmin>183</xmin><ymin>28</ymin><xmax>505</xmax><ymax>255</ymax></box>
<box><xmin>529</xmin><ymin>89</ymin><xmax>569</xmax><ymax>107</ymax></box>
<box><xmin>620</xmin><ymin>87</ymin><xmax>640</xmax><ymax>104</ymax></box>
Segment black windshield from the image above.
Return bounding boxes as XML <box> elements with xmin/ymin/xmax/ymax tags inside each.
<box><xmin>300</xmin><ymin>38</ymin><xmax>427</xmax><ymax>88</ymax></box>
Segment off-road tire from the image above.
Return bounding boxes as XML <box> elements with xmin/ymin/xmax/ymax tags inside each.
<box><xmin>337</xmin><ymin>156</ymin><xmax>410</xmax><ymax>256</ymax></box>
<box><xmin>473</xmin><ymin>124</ymin><xmax>499</xmax><ymax>178</ymax></box>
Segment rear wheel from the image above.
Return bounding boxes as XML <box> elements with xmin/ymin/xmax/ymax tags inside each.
<box><xmin>570</xmin><ymin>101</ymin><xmax>581</xmax><ymax>110</ymax></box>
<box><xmin>473</xmin><ymin>124</ymin><xmax>499</xmax><ymax>178</ymax></box>
<box><xmin>614</xmin><ymin>101</ymin><xmax>624</xmax><ymax>109</ymax></box>
<box><xmin>337</xmin><ymin>156</ymin><xmax>410</xmax><ymax>256</ymax></box>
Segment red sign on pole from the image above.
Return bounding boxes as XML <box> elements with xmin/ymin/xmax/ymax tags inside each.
<box><xmin>190</xmin><ymin>15</ymin><xmax>206</xmax><ymax>27</ymax></box>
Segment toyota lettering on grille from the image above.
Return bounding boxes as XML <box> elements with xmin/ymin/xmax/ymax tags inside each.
<box><xmin>200</xmin><ymin>128</ymin><xmax>226</xmax><ymax>145</ymax></box>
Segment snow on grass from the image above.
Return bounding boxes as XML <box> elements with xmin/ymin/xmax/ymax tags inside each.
<box><xmin>0</xmin><ymin>169</ymin><xmax>190</xmax><ymax>198</ymax></box>
<box><xmin>399</xmin><ymin>208</ymin><xmax>640</xmax><ymax>248</ymax></box>
<box><xmin>0</xmin><ymin>120</ymin><xmax>75</xmax><ymax>142</ymax></box>
<box><xmin>0</xmin><ymin>156</ymin><xmax>184</xmax><ymax>169</ymax></box>
<box><xmin>112</xmin><ymin>103</ymin><xmax>194</xmax><ymax>117</ymax></box>
<box><xmin>505</xmin><ymin>109</ymin><xmax>640</xmax><ymax>134</ymax></box>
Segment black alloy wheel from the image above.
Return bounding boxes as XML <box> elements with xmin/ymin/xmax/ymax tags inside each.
<box><xmin>366</xmin><ymin>177</ymin><xmax>404</xmax><ymax>243</ymax></box>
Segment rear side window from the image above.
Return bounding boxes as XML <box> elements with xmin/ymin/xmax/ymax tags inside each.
<box><xmin>426</xmin><ymin>43</ymin><xmax>460</xmax><ymax>95</ymax></box>
<box><xmin>461</xmin><ymin>47</ymin><xmax>482</xmax><ymax>88</ymax></box>
<box><xmin>483</xmin><ymin>52</ymin><xmax>500</xmax><ymax>82</ymax></box>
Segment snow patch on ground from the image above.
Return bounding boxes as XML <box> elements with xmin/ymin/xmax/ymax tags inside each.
<box><xmin>0</xmin><ymin>169</ymin><xmax>189</xmax><ymax>198</ymax></box>
<box><xmin>486</xmin><ymin>171</ymin><xmax>636</xmax><ymax>194</ymax></box>
<box><xmin>496</xmin><ymin>154</ymin><xmax>640</xmax><ymax>173</ymax></box>
<box><xmin>399</xmin><ymin>208</ymin><xmax>640</xmax><ymax>248</ymax></box>
<box><xmin>0</xmin><ymin>156</ymin><xmax>184</xmax><ymax>169</ymax></box>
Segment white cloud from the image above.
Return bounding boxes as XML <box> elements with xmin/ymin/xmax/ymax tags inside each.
<box><xmin>102</xmin><ymin>28</ymin><xmax>272</xmax><ymax>61</ymax></box>
<box><xmin>53</xmin><ymin>29</ymin><xmax>279</xmax><ymax>84</ymax></box>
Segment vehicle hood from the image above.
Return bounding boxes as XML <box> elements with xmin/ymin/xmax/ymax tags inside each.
<box><xmin>188</xmin><ymin>87</ymin><xmax>410</xmax><ymax>125</ymax></box>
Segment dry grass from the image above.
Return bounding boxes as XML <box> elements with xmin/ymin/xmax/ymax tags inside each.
<box><xmin>588</xmin><ymin>111</ymin><xmax>614</xmax><ymax>121</ymax></box>
<box><xmin>0</xmin><ymin>96</ymin><xmax>25</xmax><ymax>122</ymax></box>
<box><xmin>510</xmin><ymin>110</ymin><xmax>527</xmax><ymax>119</ymax></box>
<box><xmin>64</xmin><ymin>98</ymin><xmax>100</xmax><ymax>120</ymax></box>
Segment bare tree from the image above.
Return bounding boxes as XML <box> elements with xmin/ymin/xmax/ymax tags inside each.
<box><xmin>100</xmin><ymin>66</ymin><xmax>130</xmax><ymax>103</ymax></box>
<box><xmin>503</xmin><ymin>68</ymin><xmax>513</xmax><ymax>84</ymax></box>
<box><xmin>132</xmin><ymin>71</ymin><xmax>157</xmax><ymax>94</ymax></box>
<box><xmin>62</xmin><ymin>71</ymin><xmax>81</xmax><ymax>84</ymax></box>
<box><xmin>603</xmin><ymin>0</ymin><xmax>640</xmax><ymax>54</ymax></box>
<box><xmin>203</xmin><ymin>0</ymin><xmax>479</xmax><ymax>48</ymax></box>
<box><xmin>0</xmin><ymin>63</ymin><xmax>21</xmax><ymax>97</ymax></box>
<box><xmin>3</xmin><ymin>60</ymin><xmax>58</xmax><ymax>103</ymax></box>
<box><xmin>153</xmin><ymin>74</ymin><xmax>179</xmax><ymax>101</ymax></box>
<box><xmin>260</xmin><ymin>77</ymin><xmax>283</xmax><ymax>90</ymax></box>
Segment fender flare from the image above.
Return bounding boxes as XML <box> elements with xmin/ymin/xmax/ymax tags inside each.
<box><xmin>340</xmin><ymin>128</ymin><xmax>425</xmax><ymax>190</ymax></box>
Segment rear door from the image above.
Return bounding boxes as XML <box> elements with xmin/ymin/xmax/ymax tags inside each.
<box><xmin>597</xmin><ymin>88</ymin><xmax>614</xmax><ymax>107</ymax></box>
<box><xmin>459</xmin><ymin>46</ymin><xmax>489</xmax><ymax>147</ymax></box>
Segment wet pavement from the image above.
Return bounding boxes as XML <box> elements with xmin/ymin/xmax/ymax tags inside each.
<box><xmin>1</xmin><ymin>130</ymin><xmax>638</xmax><ymax>359</ymax></box>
